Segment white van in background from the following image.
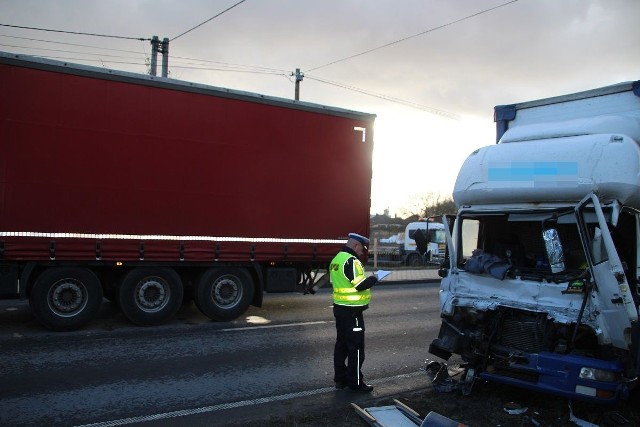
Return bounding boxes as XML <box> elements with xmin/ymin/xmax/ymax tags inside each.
<box><xmin>400</xmin><ymin>221</ymin><xmax>446</xmax><ymax>266</ymax></box>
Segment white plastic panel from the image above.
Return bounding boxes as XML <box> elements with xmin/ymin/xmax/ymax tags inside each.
<box><xmin>454</xmin><ymin>133</ymin><xmax>640</xmax><ymax>209</ymax></box>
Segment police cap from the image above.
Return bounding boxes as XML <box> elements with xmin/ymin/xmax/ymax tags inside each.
<box><xmin>348</xmin><ymin>233</ymin><xmax>370</xmax><ymax>249</ymax></box>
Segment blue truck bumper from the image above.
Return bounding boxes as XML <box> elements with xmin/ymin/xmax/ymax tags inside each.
<box><xmin>480</xmin><ymin>351</ymin><xmax>631</xmax><ymax>403</ymax></box>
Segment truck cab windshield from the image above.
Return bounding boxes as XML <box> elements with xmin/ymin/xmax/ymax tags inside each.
<box><xmin>457</xmin><ymin>212</ymin><xmax>590</xmax><ymax>280</ymax></box>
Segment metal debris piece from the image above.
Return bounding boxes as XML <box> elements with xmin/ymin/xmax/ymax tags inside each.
<box><xmin>425</xmin><ymin>359</ymin><xmax>475</xmax><ymax>396</ymax></box>
<box><xmin>351</xmin><ymin>399</ymin><xmax>422</xmax><ymax>426</ymax></box>
<box><xmin>569</xmin><ymin>402</ymin><xmax>599</xmax><ymax>427</ymax></box>
<box><xmin>351</xmin><ymin>399</ymin><xmax>464</xmax><ymax>427</ymax></box>
<box><xmin>503</xmin><ymin>402</ymin><xmax>528</xmax><ymax>415</ymax></box>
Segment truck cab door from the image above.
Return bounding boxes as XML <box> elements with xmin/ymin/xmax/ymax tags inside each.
<box><xmin>575</xmin><ymin>192</ymin><xmax>638</xmax><ymax>349</ymax></box>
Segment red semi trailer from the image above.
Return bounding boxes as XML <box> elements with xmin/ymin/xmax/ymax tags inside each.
<box><xmin>0</xmin><ymin>51</ymin><xmax>375</xmax><ymax>331</ymax></box>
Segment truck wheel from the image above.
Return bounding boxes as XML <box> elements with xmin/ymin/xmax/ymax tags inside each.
<box><xmin>29</xmin><ymin>267</ymin><xmax>103</xmax><ymax>331</ymax></box>
<box><xmin>118</xmin><ymin>268</ymin><xmax>183</xmax><ymax>326</ymax></box>
<box><xmin>194</xmin><ymin>268</ymin><xmax>254</xmax><ymax>321</ymax></box>
<box><xmin>407</xmin><ymin>254</ymin><xmax>424</xmax><ymax>267</ymax></box>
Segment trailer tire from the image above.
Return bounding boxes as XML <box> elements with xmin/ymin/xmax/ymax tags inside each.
<box><xmin>119</xmin><ymin>268</ymin><xmax>183</xmax><ymax>326</ymax></box>
<box><xmin>194</xmin><ymin>268</ymin><xmax>254</xmax><ymax>321</ymax></box>
<box><xmin>29</xmin><ymin>267</ymin><xmax>103</xmax><ymax>331</ymax></box>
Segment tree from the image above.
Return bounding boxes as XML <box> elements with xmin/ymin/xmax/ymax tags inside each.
<box><xmin>424</xmin><ymin>196</ymin><xmax>456</xmax><ymax>219</ymax></box>
<box><xmin>399</xmin><ymin>192</ymin><xmax>456</xmax><ymax>220</ymax></box>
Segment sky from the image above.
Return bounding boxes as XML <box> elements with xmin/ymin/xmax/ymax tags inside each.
<box><xmin>1</xmin><ymin>0</ymin><xmax>639</xmax><ymax>217</ymax></box>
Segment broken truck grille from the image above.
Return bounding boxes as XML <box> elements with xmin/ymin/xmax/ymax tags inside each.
<box><xmin>499</xmin><ymin>318</ymin><xmax>546</xmax><ymax>353</ymax></box>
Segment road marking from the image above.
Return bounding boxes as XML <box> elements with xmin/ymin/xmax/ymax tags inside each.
<box><xmin>219</xmin><ymin>320</ymin><xmax>329</xmax><ymax>332</ymax></box>
<box><xmin>245</xmin><ymin>315</ymin><xmax>271</xmax><ymax>325</ymax></box>
<box><xmin>74</xmin><ymin>371</ymin><xmax>424</xmax><ymax>427</ymax></box>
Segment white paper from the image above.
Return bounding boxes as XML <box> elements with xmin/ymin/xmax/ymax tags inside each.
<box><xmin>374</xmin><ymin>270</ymin><xmax>392</xmax><ymax>281</ymax></box>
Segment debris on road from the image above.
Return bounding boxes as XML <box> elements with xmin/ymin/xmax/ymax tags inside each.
<box><xmin>503</xmin><ymin>401</ymin><xmax>528</xmax><ymax>415</ymax></box>
<box><xmin>423</xmin><ymin>360</ymin><xmax>465</xmax><ymax>393</ymax></box>
<box><xmin>351</xmin><ymin>399</ymin><xmax>464</xmax><ymax>427</ymax></box>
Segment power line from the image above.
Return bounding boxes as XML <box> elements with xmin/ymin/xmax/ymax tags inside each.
<box><xmin>307</xmin><ymin>0</ymin><xmax>520</xmax><ymax>72</ymax></box>
<box><xmin>0</xmin><ymin>34</ymin><xmax>148</xmax><ymax>55</ymax></box>
<box><xmin>0</xmin><ymin>33</ymin><xmax>286</xmax><ymax>77</ymax></box>
<box><xmin>1</xmin><ymin>41</ymin><xmax>286</xmax><ymax>77</ymax></box>
<box><xmin>0</xmin><ymin>23</ymin><xmax>150</xmax><ymax>41</ymax></box>
<box><xmin>170</xmin><ymin>54</ymin><xmax>288</xmax><ymax>74</ymax></box>
<box><xmin>2</xmin><ymin>32</ymin><xmax>284</xmax><ymax>76</ymax></box>
<box><xmin>0</xmin><ymin>43</ymin><xmax>146</xmax><ymax>62</ymax></box>
<box><xmin>305</xmin><ymin>74</ymin><xmax>459</xmax><ymax>119</ymax></box>
<box><xmin>170</xmin><ymin>64</ymin><xmax>288</xmax><ymax>77</ymax></box>
<box><xmin>11</xmin><ymin>54</ymin><xmax>147</xmax><ymax>67</ymax></box>
<box><xmin>5</xmin><ymin>39</ymin><xmax>454</xmax><ymax>117</ymax></box>
<box><xmin>171</xmin><ymin>0</ymin><xmax>248</xmax><ymax>41</ymax></box>
<box><xmin>0</xmin><ymin>20</ymin><xmax>455</xmax><ymax>117</ymax></box>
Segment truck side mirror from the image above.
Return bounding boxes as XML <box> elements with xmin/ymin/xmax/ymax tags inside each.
<box><xmin>414</xmin><ymin>229</ymin><xmax>430</xmax><ymax>255</ymax></box>
<box><xmin>542</xmin><ymin>228</ymin><xmax>566</xmax><ymax>273</ymax></box>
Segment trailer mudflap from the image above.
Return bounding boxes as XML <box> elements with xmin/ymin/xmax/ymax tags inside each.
<box><xmin>0</xmin><ymin>262</ymin><xmax>18</xmax><ymax>297</ymax></box>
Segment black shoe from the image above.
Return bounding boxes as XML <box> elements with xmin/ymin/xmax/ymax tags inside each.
<box><xmin>347</xmin><ymin>382</ymin><xmax>373</xmax><ymax>393</ymax></box>
<box><xmin>335</xmin><ymin>381</ymin><xmax>347</xmax><ymax>389</ymax></box>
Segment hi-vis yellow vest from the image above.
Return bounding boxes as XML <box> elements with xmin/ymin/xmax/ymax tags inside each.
<box><xmin>330</xmin><ymin>251</ymin><xmax>371</xmax><ymax>306</ymax></box>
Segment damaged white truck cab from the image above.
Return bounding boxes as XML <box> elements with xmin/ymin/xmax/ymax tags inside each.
<box><xmin>429</xmin><ymin>80</ymin><xmax>640</xmax><ymax>402</ymax></box>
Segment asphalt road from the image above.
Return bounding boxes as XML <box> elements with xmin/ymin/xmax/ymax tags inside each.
<box><xmin>0</xmin><ymin>281</ymin><xmax>442</xmax><ymax>427</ymax></box>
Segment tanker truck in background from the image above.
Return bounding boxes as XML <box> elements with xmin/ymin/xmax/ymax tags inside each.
<box><xmin>0</xmin><ymin>51</ymin><xmax>375</xmax><ymax>331</ymax></box>
<box><xmin>429</xmin><ymin>80</ymin><xmax>640</xmax><ymax>402</ymax></box>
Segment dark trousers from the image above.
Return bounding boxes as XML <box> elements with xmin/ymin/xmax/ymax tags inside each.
<box><xmin>334</xmin><ymin>310</ymin><xmax>365</xmax><ymax>387</ymax></box>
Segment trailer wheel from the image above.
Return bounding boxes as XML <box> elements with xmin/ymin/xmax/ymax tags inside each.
<box><xmin>194</xmin><ymin>268</ymin><xmax>254</xmax><ymax>321</ymax></box>
<box><xmin>118</xmin><ymin>268</ymin><xmax>183</xmax><ymax>326</ymax></box>
<box><xmin>29</xmin><ymin>267</ymin><xmax>103</xmax><ymax>331</ymax></box>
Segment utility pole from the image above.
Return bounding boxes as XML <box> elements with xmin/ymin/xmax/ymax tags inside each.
<box><xmin>149</xmin><ymin>36</ymin><xmax>169</xmax><ymax>77</ymax></box>
<box><xmin>150</xmin><ymin>36</ymin><xmax>159</xmax><ymax>76</ymax></box>
<box><xmin>293</xmin><ymin>68</ymin><xmax>304</xmax><ymax>100</ymax></box>
<box><xmin>160</xmin><ymin>37</ymin><xmax>169</xmax><ymax>78</ymax></box>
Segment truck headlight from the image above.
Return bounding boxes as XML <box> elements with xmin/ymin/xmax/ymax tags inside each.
<box><xmin>579</xmin><ymin>367</ymin><xmax>617</xmax><ymax>382</ymax></box>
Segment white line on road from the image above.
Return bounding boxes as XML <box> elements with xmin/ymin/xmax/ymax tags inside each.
<box><xmin>74</xmin><ymin>371</ymin><xmax>424</xmax><ymax>427</ymax></box>
<box><xmin>218</xmin><ymin>320</ymin><xmax>330</xmax><ymax>332</ymax></box>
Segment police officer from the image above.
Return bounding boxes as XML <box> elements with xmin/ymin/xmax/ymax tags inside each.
<box><xmin>330</xmin><ymin>233</ymin><xmax>378</xmax><ymax>393</ymax></box>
